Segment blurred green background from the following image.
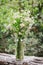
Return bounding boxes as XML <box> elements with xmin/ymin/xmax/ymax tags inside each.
<box><xmin>0</xmin><ymin>0</ymin><xmax>43</xmax><ymax>57</ymax></box>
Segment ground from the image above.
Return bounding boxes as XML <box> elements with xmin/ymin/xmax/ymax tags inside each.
<box><xmin>0</xmin><ymin>53</ymin><xmax>43</xmax><ymax>65</ymax></box>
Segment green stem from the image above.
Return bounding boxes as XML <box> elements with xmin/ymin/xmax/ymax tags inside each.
<box><xmin>16</xmin><ymin>34</ymin><xmax>24</xmax><ymax>60</ymax></box>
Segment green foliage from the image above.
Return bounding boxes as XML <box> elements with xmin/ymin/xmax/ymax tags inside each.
<box><xmin>0</xmin><ymin>0</ymin><xmax>43</xmax><ymax>57</ymax></box>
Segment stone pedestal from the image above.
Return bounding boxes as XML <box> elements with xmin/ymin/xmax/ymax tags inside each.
<box><xmin>0</xmin><ymin>53</ymin><xmax>43</xmax><ymax>65</ymax></box>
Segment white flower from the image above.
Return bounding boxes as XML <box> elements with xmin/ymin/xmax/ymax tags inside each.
<box><xmin>14</xmin><ymin>12</ymin><xmax>20</xmax><ymax>18</ymax></box>
<box><xmin>21</xmin><ymin>39</ymin><xmax>23</xmax><ymax>42</ymax></box>
<box><xmin>24</xmin><ymin>17</ymin><xmax>31</xmax><ymax>22</ymax></box>
<box><xmin>27</xmin><ymin>10</ymin><xmax>30</xmax><ymax>14</ymax></box>
<box><xmin>29</xmin><ymin>24</ymin><xmax>33</xmax><ymax>29</ymax></box>
<box><xmin>20</xmin><ymin>23</ymin><xmax>25</xmax><ymax>28</ymax></box>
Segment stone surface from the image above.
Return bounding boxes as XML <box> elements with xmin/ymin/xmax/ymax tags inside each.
<box><xmin>0</xmin><ymin>53</ymin><xmax>43</xmax><ymax>65</ymax></box>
